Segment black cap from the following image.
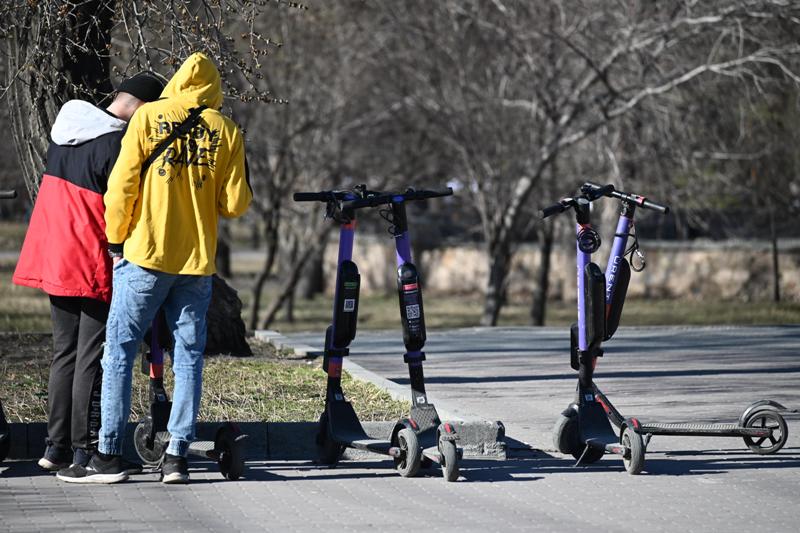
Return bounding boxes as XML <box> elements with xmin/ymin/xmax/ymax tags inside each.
<box><xmin>117</xmin><ymin>71</ymin><xmax>165</xmax><ymax>103</ymax></box>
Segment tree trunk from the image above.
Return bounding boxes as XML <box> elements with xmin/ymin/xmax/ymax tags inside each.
<box><xmin>261</xmin><ymin>242</ymin><xmax>321</xmax><ymax>329</ymax></box>
<box><xmin>480</xmin><ymin>238</ymin><xmax>512</xmax><ymax>326</ymax></box>
<box><xmin>298</xmin><ymin>237</ymin><xmax>327</xmax><ymax>300</ymax></box>
<box><xmin>7</xmin><ymin>1</ymin><xmax>114</xmax><ymax>201</ymax></box>
<box><xmin>769</xmin><ymin>205</ymin><xmax>781</xmax><ymax>303</ymax></box>
<box><xmin>248</xmin><ymin>211</ymin><xmax>280</xmax><ymax>331</ymax></box>
<box><xmin>250</xmin><ymin>219</ymin><xmax>261</xmax><ymax>249</ymax></box>
<box><xmin>531</xmin><ymin>221</ymin><xmax>554</xmax><ymax>326</ymax></box>
<box><xmin>283</xmin><ymin>239</ymin><xmax>299</xmax><ymax>323</ymax></box>
<box><xmin>205</xmin><ymin>275</ymin><xmax>252</xmax><ymax>356</ymax></box>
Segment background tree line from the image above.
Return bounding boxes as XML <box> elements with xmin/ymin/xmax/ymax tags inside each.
<box><xmin>1</xmin><ymin>0</ymin><xmax>799</xmax><ymax>331</ymax></box>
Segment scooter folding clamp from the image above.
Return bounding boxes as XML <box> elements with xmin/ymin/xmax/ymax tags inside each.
<box><xmin>326</xmin><ymin>347</ymin><xmax>350</xmax><ymax>358</ymax></box>
<box><xmin>403</xmin><ymin>351</ymin><xmax>426</xmax><ymax>363</ymax></box>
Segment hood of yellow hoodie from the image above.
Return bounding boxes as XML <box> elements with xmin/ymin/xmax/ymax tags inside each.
<box><xmin>161</xmin><ymin>52</ymin><xmax>223</xmax><ymax>109</ymax></box>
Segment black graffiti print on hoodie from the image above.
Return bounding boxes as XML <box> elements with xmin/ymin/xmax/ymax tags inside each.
<box><xmin>149</xmin><ymin>114</ymin><xmax>222</xmax><ymax>189</ymax></box>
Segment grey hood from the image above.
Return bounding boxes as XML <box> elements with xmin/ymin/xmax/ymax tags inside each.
<box><xmin>50</xmin><ymin>100</ymin><xmax>127</xmax><ymax>146</ymax></box>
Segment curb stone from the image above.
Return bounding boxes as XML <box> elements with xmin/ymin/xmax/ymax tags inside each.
<box><xmin>255</xmin><ymin>329</ymin><xmax>507</xmax><ymax>459</ymax></box>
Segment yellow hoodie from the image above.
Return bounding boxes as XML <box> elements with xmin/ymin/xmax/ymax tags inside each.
<box><xmin>104</xmin><ymin>53</ymin><xmax>252</xmax><ymax>275</ymax></box>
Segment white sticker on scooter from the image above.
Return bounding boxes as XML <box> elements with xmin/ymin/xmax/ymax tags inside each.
<box><xmin>416</xmin><ymin>396</ymin><xmax>426</xmax><ymax>404</ymax></box>
<box><xmin>406</xmin><ymin>304</ymin><xmax>420</xmax><ymax>319</ymax></box>
<box><xmin>343</xmin><ymin>299</ymin><xmax>355</xmax><ymax>312</ymax></box>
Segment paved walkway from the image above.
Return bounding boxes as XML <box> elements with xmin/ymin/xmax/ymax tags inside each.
<box><xmin>287</xmin><ymin>326</ymin><xmax>800</xmax><ymax>450</ymax></box>
<box><xmin>2</xmin><ymin>326</ymin><xmax>799</xmax><ymax>531</ymax></box>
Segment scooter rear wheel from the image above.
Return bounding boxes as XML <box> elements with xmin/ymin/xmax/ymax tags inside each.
<box><xmin>216</xmin><ymin>424</ymin><xmax>245</xmax><ymax>480</ymax></box>
<box><xmin>394</xmin><ymin>428</ymin><xmax>421</xmax><ymax>478</ymax></box>
<box><xmin>133</xmin><ymin>418</ymin><xmax>164</xmax><ymax>465</ymax></box>
<box><xmin>439</xmin><ymin>439</ymin><xmax>459</xmax><ymax>482</ymax></box>
<box><xmin>621</xmin><ymin>427</ymin><xmax>645</xmax><ymax>475</ymax></box>
<box><xmin>743</xmin><ymin>410</ymin><xmax>788</xmax><ymax>455</ymax></box>
<box><xmin>315</xmin><ymin>411</ymin><xmax>344</xmax><ymax>465</ymax></box>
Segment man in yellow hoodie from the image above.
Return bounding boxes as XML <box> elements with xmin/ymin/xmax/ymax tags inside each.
<box><xmin>59</xmin><ymin>53</ymin><xmax>252</xmax><ymax>484</ymax></box>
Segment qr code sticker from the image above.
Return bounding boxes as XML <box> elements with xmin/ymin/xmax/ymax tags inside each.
<box><xmin>343</xmin><ymin>299</ymin><xmax>356</xmax><ymax>312</ymax></box>
<box><xmin>406</xmin><ymin>304</ymin><xmax>420</xmax><ymax>319</ymax></box>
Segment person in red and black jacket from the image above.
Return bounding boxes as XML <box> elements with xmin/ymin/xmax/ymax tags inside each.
<box><xmin>13</xmin><ymin>72</ymin><xmax>164</xmax><ymax>472</ymax></box>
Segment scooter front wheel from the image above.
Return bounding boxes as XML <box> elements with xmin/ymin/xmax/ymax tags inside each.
<box><xmin>743</xmin><ymin>410</ymin><xmax>788</xmax><ymax>455</ymax></box>
<box><xmin>133</xmin><ymin>418</ymin><xmax>164</xmax><ymax>465</ymax></box>
<box><xmin>315</xmin><ymin>411</ymin><xmax>344</xmax><ymax>465</ymax></box>
<box><xmin>439</xmin><ymin>439</ymin><xmax>459</xmax><ymax>482</ymax></box>
<box><xmin>553</xmin><ymin>412</ymin><xmax>580</xmax><ymax>455</ymax></box>
<box><xmin>394</xmin><ymin>428</ymin><xmax>421</xmax><ymax>478</ymax></box>
<box><xmin>621</xmin><ymin>427</ymin><xmax>645</xmax><ymax>475</ymax></box>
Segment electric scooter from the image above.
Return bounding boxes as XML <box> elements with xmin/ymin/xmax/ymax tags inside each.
<box><xmin>294</xmin><ymin>185</ymin><xmax>462</xmax><ymax>481</ymax></box>
<box><xmin>545</xmin><ymin>182</ymin><xmax>792</xmax><ymax>475</ymax></box>
<box><xmin>133</xmin><ymin>316</ymin><xmax>247</xmax><ymax>480</ymax></box>
<box><xmin>0</xmin><ymin>190</ymin><xmax>17</xmax><ymax>462</ymax></box>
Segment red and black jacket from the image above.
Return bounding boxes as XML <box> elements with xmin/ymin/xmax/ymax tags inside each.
<box><xmin>13</xmin><ymin>100</ymin><xmax>126</xmax><ymax>303</ymax></box>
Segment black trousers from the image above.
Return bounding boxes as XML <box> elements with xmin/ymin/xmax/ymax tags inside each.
<box><xmin>47</xmin><ymin>295</ymin><xmax>108</xmax><ymax>451</ymax></box>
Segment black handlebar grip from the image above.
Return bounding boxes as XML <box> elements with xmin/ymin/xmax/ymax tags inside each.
<box><xmin>541</xmin><ymin>203</ymin><xmax>566</xmax><ymax>219</ymax></box>
<box><xmin>0</xmin><ymin>190</ymin><xmax>17</xmax><ymax>199</ymax></box>
<box><xmin>643</xmin><ymin>199</ymin><xmax>669</xmax><ymax>214</ymax></box>
<box><xmin>293</xmin><ymin>192</ymin><xmax>326</xmax><ymax>202</ymax></box>
<box><xmin>426</xmin><ymin>187</ymin><xmax>454</xmax><ymax>197</ymax></box>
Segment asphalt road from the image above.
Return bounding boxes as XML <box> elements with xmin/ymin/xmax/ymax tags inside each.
<box><xmin>2</xmin><ymin>325</ymin><xmax>799</xmax><ymax>532</ymax></box>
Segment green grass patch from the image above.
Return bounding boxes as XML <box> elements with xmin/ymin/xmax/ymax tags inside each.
<box><xmin>0</xmin><ymin>334</ymin><xmax>409</xmax><ymax>423</ymax></box>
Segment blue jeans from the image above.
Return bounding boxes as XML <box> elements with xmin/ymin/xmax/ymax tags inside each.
<box><xmin>99</xmin><ymin>259</ymin><xmax>212</xmax><ymax>457</ymax></box>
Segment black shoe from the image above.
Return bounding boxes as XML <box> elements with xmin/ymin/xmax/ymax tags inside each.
<box><xmin>160</xmin><ymin>453</ymin><xmax>189</xmax><ymax>484</ymax></box>
<box><xmin>121</xmin><ymin>457</ymin><xmax>143</xmax><ymax>475</ymax></box>
<box><xmin>57</xmin><ymin>453</ymin><xmax>128</xmax><ymax>484</ymax></box>
<box><xmin>38</xmin><ymin>442</ymin><xmax>71</xmax><ymax>471</ymax></box>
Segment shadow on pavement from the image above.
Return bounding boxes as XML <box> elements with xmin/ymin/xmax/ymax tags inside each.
<box><xmin>0</xmin><ymin>461</ymin><xmax>54</xmax><ymax>479</ymax></box>
<box><xmin>389</xmin><ymin>365</ymin><xmax>800</xmax><ymax>385</ymax></box>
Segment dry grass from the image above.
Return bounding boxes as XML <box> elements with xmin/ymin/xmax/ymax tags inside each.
<box><xmin>0</xmin><ymin>335</ymin><xmax>409</xmax><ymax>423</ymax></box>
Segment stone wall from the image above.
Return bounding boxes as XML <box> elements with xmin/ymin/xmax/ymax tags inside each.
<box><xmin>324</xmin><ymin>237</ymin><xmax>800</xmax><ymax>302</ymax></box>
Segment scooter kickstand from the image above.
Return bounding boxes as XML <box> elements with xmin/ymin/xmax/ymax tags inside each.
<box><xmin>574</xmin><ymin>444</ymin><xmax>592</xmax><ymax>467</ymax></box>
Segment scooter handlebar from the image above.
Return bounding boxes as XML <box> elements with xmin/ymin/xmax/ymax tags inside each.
<box><xmin>583</xmin><ymin>181</ymin><xmax>670</xmax><ymax>214</ymax></box>
<box><xmin>0</xmin><ymin>190</ymin><xmax>17</xmax><ymax>200</ymax></box>
<box><xmin>342</xmin><ymin>187</ymin><xmax>453</xmax><ymax>210</ymax></box>
<box><xmin>542</xmin><ymin>202</ymin><xmax>568</xmax><ymax>219</ymax></box>
<box><xmin>293</xmin><ymin>190</ymin><xmax>355</xmax><ymax>202</ymax></box>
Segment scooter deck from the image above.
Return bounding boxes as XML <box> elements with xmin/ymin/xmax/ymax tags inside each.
<box><xmin>638</xmin><ymin>422</ymin><xmax>770</xmax><ymax>437</ymax></box>
<box><xmin>328</xmin><ymin>400</ymin><xmax>393</xmax><ymax>455</ymax></box>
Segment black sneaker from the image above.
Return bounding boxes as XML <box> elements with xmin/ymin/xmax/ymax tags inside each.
<box><xmin>57</xmin><ymin>453</ymin><xmax>128</xmax><ymax>484</ymax></box>
<box><xmin>121</xmin><ymin>457</ymin><xmax>143</xmax><ymax>475</ymax></box>
<box><xmin>160</xmin><ymin>453</ymin><xmax>189</xmax><ymax>484</ymax></box>
<box><xmin>38</xmin><ymin>442</ymin><xmax>71</xmax><ymax>471</ymax></box>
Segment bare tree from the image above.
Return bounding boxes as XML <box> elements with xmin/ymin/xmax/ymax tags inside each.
<box><xmin>0</xmin><ymin>1</ymin><xmax>300</xmax><ymax>352</ymax></box>
<box><xmin>0</xmin><ymin>0</ymin><xmax>292</xmax><ymax>201</ymax></box>
<box><xmin>369</xmin><ymin>0</ymin><xmax>800</xmax><ymax>324</ymax></box>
